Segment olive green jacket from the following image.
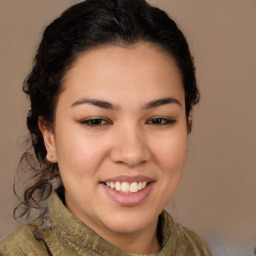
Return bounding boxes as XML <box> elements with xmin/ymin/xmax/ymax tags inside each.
<box><xmin>0</xmin><ymin>192</ymin><xmax>211</xmax><ymax>256</ymax></box>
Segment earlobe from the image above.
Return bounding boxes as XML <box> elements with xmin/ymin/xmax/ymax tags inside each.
<box><xmin>38</xmin><ymin>118</ymin><xmax>57</xmax><ymax>163</ymax></box>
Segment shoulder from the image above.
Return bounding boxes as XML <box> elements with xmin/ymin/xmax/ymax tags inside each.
<box><xmin>162</xmin><ymin>211</ymin><xmax>212</xmax><ymax>256</ymax></box>
<box><xmin>175</xmin><ymin>222</ymin><xmax>212</xmax><ymax>255</ymax></box>
<box><xmin>0</xmin><ymin>218</ymin><xmax>48</xmax><ymax>256</ymax></box>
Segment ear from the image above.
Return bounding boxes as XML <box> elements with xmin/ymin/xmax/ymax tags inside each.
<box><xmin>187</xmin><ymin>116</ymin><xmax>192</xmax><ymax>133</ymax></box>
<box><xmin>38</xmin><ymin>118</ymin><xmax>57</xmax><ymax>163</ymax></box>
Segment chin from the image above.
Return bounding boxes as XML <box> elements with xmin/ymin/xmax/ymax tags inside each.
<box><xmin>99</xmin><ymin>208</ymin><xmax>158</xmax><ymax>235</ymax></box>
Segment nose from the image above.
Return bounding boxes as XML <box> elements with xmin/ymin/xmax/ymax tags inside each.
<box><xmin>109</xmin><ymin>124</ymin><xmax>151</xmax><ymax>168</ymax></box>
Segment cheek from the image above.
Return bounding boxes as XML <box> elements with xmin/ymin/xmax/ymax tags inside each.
<box><xmin>152</xmin><ymin>129</ymin><xmax>188</xmax><ymax>170</ymax></box>
<box><xmin>55</xmin><ymin>129</ymin><xmax>110</xmax><ymax>178</ymax></box>
<box><xmin>146</xmin><ymin>128</ymin><xmax>187</xmax><ymax>210</ymax></box>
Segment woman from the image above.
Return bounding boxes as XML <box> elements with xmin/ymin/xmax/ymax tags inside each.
<box><xmin>0</xmin><ymin>0</ymin><xmax>211</xmax><ymax>255</ymax></box>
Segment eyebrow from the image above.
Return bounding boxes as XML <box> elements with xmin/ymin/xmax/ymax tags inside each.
<box><xmin>142</xmin><ymin>97</ymin><xmax>182</xmax><ymax>109</ymax></box>
<box><xmin>71</xmin><ymin>98</ymin><xmax>119</xmax><ymax>109</ymax></box>
<box><xmin>71</xmin><ymin>97</ymin><xmax>181</xmax><ymax>110</ymax></box>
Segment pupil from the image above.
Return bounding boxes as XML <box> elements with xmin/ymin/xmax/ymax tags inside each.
<box><xmin>92</xmin><ymin>119</ymin><xmax>101</xmax><ymax>125</ymax></box>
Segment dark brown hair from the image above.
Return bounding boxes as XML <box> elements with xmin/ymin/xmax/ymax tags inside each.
<box><xmin>14</xmin><ymin>0</ymin><xmax>199</xmax><ymax>218</ymax></box>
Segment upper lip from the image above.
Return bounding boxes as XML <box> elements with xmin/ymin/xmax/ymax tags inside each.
<box><xmin>101</xmin><ymin>175</ymin><xmax>155</xmax><ymax>184</ymax></box>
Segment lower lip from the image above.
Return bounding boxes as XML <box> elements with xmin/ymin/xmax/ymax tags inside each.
<box><xmin>101</xmin><ymin>182</ymin><xmax>154</xmax><ymax>207</ymax></box>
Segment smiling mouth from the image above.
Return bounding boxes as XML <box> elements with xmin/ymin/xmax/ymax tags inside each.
<box><xmin>103</xmin><ymin>181</ymin><xmax>150</xmax><ymax>194</ymax></box>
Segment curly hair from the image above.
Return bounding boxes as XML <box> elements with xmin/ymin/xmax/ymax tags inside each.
<box><xmin>14</xmin><ymin>0</ymin><xmax>200</xmax><ymax>218</ymax></box>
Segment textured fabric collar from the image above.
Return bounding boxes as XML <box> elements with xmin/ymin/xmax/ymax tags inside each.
<box><xmin>0</xmin><ymin>192</ymin><xmax>211</xmax><ymax>255</ymax></box>
<box><xmin>46</xmin><ymin>192</ymin><xmax>174</xmax><ymax>256</ymax></box>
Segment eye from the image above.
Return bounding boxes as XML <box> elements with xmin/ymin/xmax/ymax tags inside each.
<box><xmin>80</xmin><ymin>117</ymin><xmax>112</xmax><ymax>127</ymax></box>
<box><xmin>146</xmin><ymin>117</ymin><xmax>176</xmax><ymax>125</ymax></box>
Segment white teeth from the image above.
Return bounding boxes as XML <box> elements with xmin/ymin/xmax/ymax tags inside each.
<box><xmin>121</xmin><ymin>182</ymin><xmax>130</xmax><ymax>193</ymax></box>
<box><xmin>115</xmin><ymin>181</ymin><xmax>121</xmax><ymax>191</ymax></box>
<box><xmin>130</xmin><ymin>182</ymin><xmax>138</xmax><ymax>193</ymax></box>
<box><xmin>105</xmin><ymin>181</ymin><xmax>149</xmax><ymax>193</ymax></box>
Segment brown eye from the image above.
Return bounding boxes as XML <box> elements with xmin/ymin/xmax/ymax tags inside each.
<box><xmin>80</xmin><ymin>118</ymin><xmax>111</xmax><ymax>127</ymax></box>
<box><xmin>146</xmin><ymin>117</ymin><xmax>176</xmax><ymax>125</ymax></box>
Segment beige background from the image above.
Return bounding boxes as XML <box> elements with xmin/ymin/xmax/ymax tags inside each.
<box><xmin>0</xmin><ymin>0</ymin><xmax>255</xmax><ymax>255</ymax></box>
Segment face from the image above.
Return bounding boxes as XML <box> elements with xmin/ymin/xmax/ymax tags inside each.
<box><xmin>41</xmin><ymin>43</ymin><xmax>188</xmax><ymax>244</ymax></box>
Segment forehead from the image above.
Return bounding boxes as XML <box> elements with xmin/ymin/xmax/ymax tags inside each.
<box><xmin>60</xmin><ymin>42</ymin><xmax>184</xmax><ymax>106</ymax></box>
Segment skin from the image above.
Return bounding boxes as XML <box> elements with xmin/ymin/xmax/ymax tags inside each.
<box><xmin>39</xmin><ymin>42</ymin><xmax>189</xmax><ymax>254</ymax></box>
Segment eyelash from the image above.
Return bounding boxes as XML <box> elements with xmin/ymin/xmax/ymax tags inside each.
<box><xmin>80</xmin><ymin>117</ymin><xmax>176</xmax><ymax>127</ymax></box>
<box><xmin>80</xmin><ymin>118</ymin><xmax>112</xmax><ymax>127</ymax></box>
<box><xmin>146</xmin><ymin>117</ymin><xmax>176</xmax><ymax>125</ymax></box>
